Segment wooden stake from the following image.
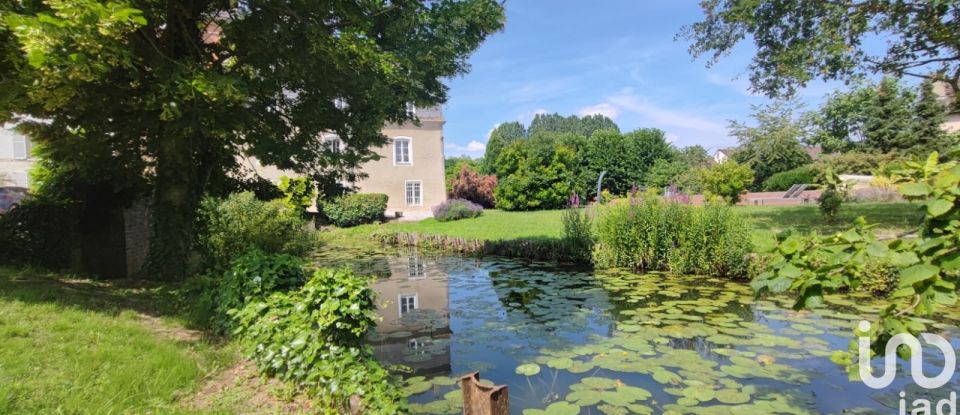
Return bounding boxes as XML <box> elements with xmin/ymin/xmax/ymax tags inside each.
<box><xmin>460</xmin><ymin>372</ymin><xmax>509</xmax><ymax>415</ymax></box>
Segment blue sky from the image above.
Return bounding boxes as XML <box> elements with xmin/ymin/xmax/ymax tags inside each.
<box><xmin>440</xmin><ymin>1</ymin><xmax>845</xmax><ymax>158</ymax></box>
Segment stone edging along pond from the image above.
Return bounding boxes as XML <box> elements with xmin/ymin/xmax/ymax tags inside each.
<box><xmin>373</xmin><ymin>231</ymin><xmax>578</xmax><ymax>263</ymax></box>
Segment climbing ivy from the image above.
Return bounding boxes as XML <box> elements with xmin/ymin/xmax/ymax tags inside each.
<box><xmin>752</xmin><ymin>150</ymin><xmax>960</xmax><ymax>367</ymax></box>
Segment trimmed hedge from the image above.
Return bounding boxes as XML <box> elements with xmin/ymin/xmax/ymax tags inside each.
<box><xmin>322</xmin><ymin>193</ymin><xmax>388</xmax><ymax>227</ymax></box>
<box><xmin>760</xmin><ymin>165</ymin><xmax>819</xmax><ymax>191</ymax></box>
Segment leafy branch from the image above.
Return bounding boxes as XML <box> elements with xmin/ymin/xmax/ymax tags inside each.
<box><xmin>752</xmin><ymin>149</ymin><xmax>960</xmax><ymax>372</ymax></box>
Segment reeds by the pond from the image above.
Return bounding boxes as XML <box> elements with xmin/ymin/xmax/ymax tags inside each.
<box><xmin>592</xmin><ymin>198</ymin><xmax>752</xmax><ymax>278</ymax></box>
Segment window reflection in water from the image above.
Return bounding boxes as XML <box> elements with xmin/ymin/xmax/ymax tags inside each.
<box><xmin>367</xmin><ymin>255</ymin><xmax>451</xmax><ymax>376</ymax></box>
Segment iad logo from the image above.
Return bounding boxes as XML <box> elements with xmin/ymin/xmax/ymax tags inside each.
<box><xmin>857</xmin><ymin>321</ymin><xmax>958</xmax><ymax>415</ymax></box>
<box><xmin>857</xmin><ymin>321</ymin><xmax>956</xmax><ymax>390</ymax></box>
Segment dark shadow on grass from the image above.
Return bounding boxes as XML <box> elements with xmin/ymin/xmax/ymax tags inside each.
<box><xmin>0</xmin><ymin>267</ymin><xmax>220</xmax><ymax>337</ymax></box>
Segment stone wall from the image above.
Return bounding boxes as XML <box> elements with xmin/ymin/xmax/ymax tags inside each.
<box><xmin>123</xmin><ymin>199</ymin><xmax>150</xmax><ymax>277</ymax></box>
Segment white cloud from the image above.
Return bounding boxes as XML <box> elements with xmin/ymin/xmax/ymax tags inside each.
<box><xmin>445</xmin><ymin>140</ymin><xmax>486</xmax><ymax>157</ymax></box>
<box><xmin>665</xmin><ymin>133</ymin><xmax>680</xmax><ymax>144</ymax></box>
<box><xmin>606</xmin><ymin>89</ymin><xmax>727</xmax><ymax>134</ymax></box>
<box><xmin>576</xmin><ymin>103</ymin><xmax>620</xmax><ymax>119</ymax></box>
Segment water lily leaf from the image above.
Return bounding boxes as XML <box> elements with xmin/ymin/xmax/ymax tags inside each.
<box><xmin>515</xmin><ymin>363</ymin><xmax>541</xmax><ymax>376</ymax></box>
<box><xmin>716</xmin><ymin>389</ymin><xmax>750</xmax><ymax>404</ymax></box>
<box><xmin>547</xmin><ymin>357</ymin><xmax>574</xmax><ymax>370</ymax></box>
<box><xmin>403</xmin><ymin>380</ymin><xmax>432</xmax><ymax>396</ymax></box>
<box><xmin>652</xmin><ymin>369</ymin><xmax>681</xmax><ymax>385</ymax></box>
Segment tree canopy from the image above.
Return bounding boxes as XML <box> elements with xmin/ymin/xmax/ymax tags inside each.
<box><xmin>729</xmin><ymin>100</ymin><xmax>812</xmax><ymax>189</ymax></box>
<box><xmin>681</xmin><ymin>0</ymin><xmax>960</xmax><ymax>100</ymax></box>
<box><xmin>0</xmin><ymin>0</ymin><xmax>505</xmax><ymax>278</ymax></box>
<box><xmin>804</xmin><ymin>77</ymin><xmax>954</xmax><ymax>155</ymax></box>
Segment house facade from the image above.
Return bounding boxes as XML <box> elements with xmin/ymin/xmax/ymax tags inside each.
<box><xmin>0</xmin><ymin>106</ymin><xmax>447</xmax><ymax>220</ymax></box>
<box><xmin>247</xmin><ymin>105</ymin><xmax>447</xmax><ymax>219</ymax></box>
<box><xmin>0</xmin><ymin>124</ymin><xmax>33</xmax><ymax>188</ymax></box>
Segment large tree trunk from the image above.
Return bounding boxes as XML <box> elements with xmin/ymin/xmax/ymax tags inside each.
<box><xmin>142</xmin><ymin>133</ymin><xmax>201</xmax><ymax>280</ymax></box>
<box><xmin>140</xmin><ymin>0</ymin><xmax>206</xmax><ymax>280</ymax></box>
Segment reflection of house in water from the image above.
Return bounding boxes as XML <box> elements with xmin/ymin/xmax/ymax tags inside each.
<box><xmin>368</xmin><ymin>255</ymin><xmax>451</xmax><ymax>376</ymax></box>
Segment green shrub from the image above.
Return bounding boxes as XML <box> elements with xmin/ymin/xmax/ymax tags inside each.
<box><xmin>859</xmin><ymin>260</ymin><xmax>899</xmax><ymax>296</ymax></box>
<box><xmin>698</xmin><ymin>161</ymin><xmax>754</xmax><ymax>204</ymax></box>
<box><xmin>0</xmin><ymin>198</ymin><xmax>75</xmax><ymax>268</ymax></box>
<box><xmin>592</xmin><ymin>197</ymin><xmax>751</xmax><ymax>278</ymax></box>
<box><xmin>814</xmin><ymin>151</ymin><xmax>902</xmax><ymax>175</ymax></box>
<box><xmin>817</xmin><ymin>169</ymin><xmax>850</xmax><ymax>222</ymax></box>
<box><xmin>761</xmin><ymin>165</ymin><xmax>819</xmax><ymax>191</ymax></box>
<box><xmin>232</xmin><ymin>268</ymin><xmax>405</xmax><ymax>413</ymax></box>
<box><xmin>561</xmin><ymin>207</ymin><xmax>593</xmax><ymax>263</ymax></box>
<box><xmin>322</xmin><ymin>193</ymin><xmax>388</xmax><ymax>227</ymax></box>
<box><xmin>278</xmin><ymin>176</ymin><xmax>316</xmax><ymax>216</ymax></box>
<box><xmin>201</xmin><ymin>250</ymin><xmax>307</xmax><ymax>332</ymax></box>
<box><xmin>197</xmin><ymin>192</ymin><xmax>313</xmax><ymax>270</ymax></box>
<box><xmin>432</xmin><ymin>198</ymin><xmax>483</xmax><ymax>222</ymax></box>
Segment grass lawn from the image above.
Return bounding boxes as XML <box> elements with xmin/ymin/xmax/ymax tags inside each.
<box><xmin>329</xmin><ymin>202</ymin><xmax>923</xmax><ymax>247</ymax></box>
<box><xmin>0</xmin><ymin>267</ymin><xmax>237</xmax><ymax>414</ymax></box>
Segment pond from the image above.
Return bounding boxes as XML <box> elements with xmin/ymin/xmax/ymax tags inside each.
<box><xmin>315</xmin><ymin>249</ymin><xmax>960</xmax><ymax>415</ymax></box>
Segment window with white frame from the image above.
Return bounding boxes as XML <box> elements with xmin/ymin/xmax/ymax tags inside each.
<box><xmin>399</xmin><ymin>294</ymin><xmax>418</xmax><ymax>316</ymax></box>
<box><xmin>408</xmin><ymin>256</ymin><xmax>425</xmax><ymax>278</ymax></box>
<box><xmin>405</xmin><ymin>180</ymin><xmax>422</xmax><ymax>206</ymax></box>
<box><xmin>405</xmin><ymin>102</ymin><xmax>416</xmax><ymax>116</ymax></box>
<box><xmin>323</xmin><ymin>137</ymin><xmax>341</xmax><ymax>153</ymax></box>
<box><xmin>12</xmin><ymin>135</ymin><xmax>27</xmax><ymax>160</ymax></box>
<box><xmin>394</xmin><ymin>137</ymin><xmax>411</xmax><ymax>165</ymax></box>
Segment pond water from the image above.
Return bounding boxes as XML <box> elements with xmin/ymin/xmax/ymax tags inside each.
<box><xmin>315</xmin><ymin>249</ymin><xmax>960</xmax><ymax>415</ymax></box>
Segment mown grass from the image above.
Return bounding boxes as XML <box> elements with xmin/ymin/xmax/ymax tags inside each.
<box><xmin>332</xmin><ymin>202</ymin><xmax>922</xmax><ymax>244</ymax></box>
<box><xmin>0</xmin><ymin>267</ymin><xmax>236</xmax><ymax>415</ymax></box>
<box><xmin>324</xmin><ymin>202</ymin><xmax>924</xmax><ymax>258</ymax></box>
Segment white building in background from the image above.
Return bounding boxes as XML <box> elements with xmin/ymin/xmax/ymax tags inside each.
<box><xmin>712</xmin><ymin>148</ymin><xmax>735</xmax><ymax>164</ymax></box>
<box><xmin>934</xmin><ymin>81</ymin><xmax>960</xmax><ymax>133</ymax></box>
<box><xmin>0</xmin><ymin>124</ymin><xmax>32</xmax><ymax>188</ymax></box>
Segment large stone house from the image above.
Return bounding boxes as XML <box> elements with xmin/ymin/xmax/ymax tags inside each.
<box><xmin>246</xmin><ymin>105</ymin><xmax>448</xmax><ymax>220</ymax></box>
<box><xmin>0</xmin><ymin>105</ymin><xmax>447</xmax><ymax>219</ymax></box>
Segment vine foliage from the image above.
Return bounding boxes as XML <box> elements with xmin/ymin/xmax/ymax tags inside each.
<box><xmin>752</xmin><ymin>150</ymin><xmax>960</xmax><ymax>369</ymax></box>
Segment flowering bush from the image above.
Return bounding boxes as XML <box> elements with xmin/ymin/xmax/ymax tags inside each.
<box><xmin>432</xmin><ymin>198</ymin><xmax>483</xmax><ymax>222</ymax></box>
<box><xmin>448</xmin><ymin>164</ymin><xmax>496</xmax><ymax>208</ymax></box>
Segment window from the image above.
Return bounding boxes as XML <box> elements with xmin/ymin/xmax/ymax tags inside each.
<box><xmin>405</xmin><ymin>102</ymin><xmax>416</xmax><ymax>116</ymax></box>
<box><xmin>394</xmin><ymin>137</ymin><xmax>411</xmax><ymax>165</ymax></box>
<box><xmin>12</xmin><ymin>135</ymin><xmax>27</xmax><ymax>160</ymax></box>
<box><xmin>324</xmin><ymin>137</ymin><xmax>341</xmax><ymax>153</ymax></box>
<box><xmin>399</xmin><ymin>294</ymin><xmax>418</xmax><ymax>316</ymax></box>
<box><xmin>405</xmin><ymin>180</ymin><xmax>422</xmax><ymax>206</ymax></box>
<box><xmin>408</xmin><ymin>338</ymin><xmax>424</xmax><ymax>350</ymax></box>
<box><xmin>408</xmin><ymin>256</ymin><xmax>425</xmax><ymax>278</ymax></box>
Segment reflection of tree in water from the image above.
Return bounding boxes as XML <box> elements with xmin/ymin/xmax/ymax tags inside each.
<box><xmin>665</xmin><ymin>337</ymin><xmax>726</xmax><ymax>359</ymax></box>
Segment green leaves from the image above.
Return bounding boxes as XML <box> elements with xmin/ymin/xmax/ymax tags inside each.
<box><xmin>927</xmin><ymin>199</ymin><xmax>953</xmax><ymax>217</ymax></box>
<box><xmin>898</xmin><ymin>263</ymin><xmax>940</xmax><ymax>287</ymax></box>
<box><xmin>754</xmin><ymin>149</ymin><xmax>960</xmax><ymax>359</ymax></box>
<box><xmin>900</xmin><ymin>182</ymin><xmax>932</xmax><ymax>197</ymax></box>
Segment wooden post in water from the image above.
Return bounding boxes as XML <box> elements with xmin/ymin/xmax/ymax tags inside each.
<box><xmin>460</xmin><ymin>372</ymin><xmax>509</xmax><ymax>415</ymax></box>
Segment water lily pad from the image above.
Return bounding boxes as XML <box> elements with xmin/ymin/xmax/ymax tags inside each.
<box><xmin>515</xmin><ymin>363</ymin><xmax>541</xmax><ymax>376</ymax></box>
<box><xmin>716</xmin><ymin>389</ymin><xmax>751</xmax><ymax>404</ymax></box>
<box><xmin>652</xmin><ymin>369</ymin><xmax>681</xmax><ymax>385</ymax></box>
<box><xmin>547</xmin><ymin>357</ymin><xmax>574</xmax><ymax>370</ymax></box>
